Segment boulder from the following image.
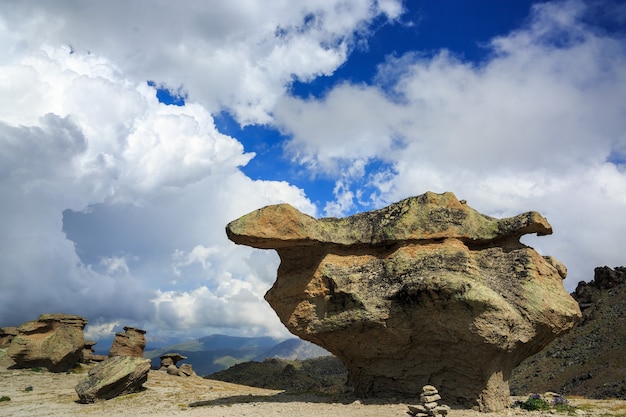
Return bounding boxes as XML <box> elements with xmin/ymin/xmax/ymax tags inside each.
<box><xmin>108</xmin><ymin>327</ymin><xmax>146</xmax><ymax>357</ymax></box>
<box><xmin>75</xmin><ymin>355</ymin><xmax>150</xmax><ymax>403</ymax></box>
<box><xmin>166</xmin><ymin>364</ymin><xmax>180</xmax><ymax>376</ymax></box>
<box><xmin>7</xmin><ymin>313</ymin><xmax>87</xmax><ymax>372</ymax></box>
<box><xmin>226</xmin><ymin>191</ymin><xmax>582</xmax><ymax>412</ymax></box>
<box><xmin>0</xmin><ymin>327</ymin><xmax>18</xmax><ymax>347</ymax></box>
<box><xmin>179</xmin><ymin>363</ymin><xmax>196</xmax><ymax>377</ymax></box>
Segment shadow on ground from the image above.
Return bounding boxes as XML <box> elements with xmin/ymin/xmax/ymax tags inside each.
<box><xmin>188</xmin><ymin>391</ymin><xmax>415</xmax><ymax>408</ymax></box>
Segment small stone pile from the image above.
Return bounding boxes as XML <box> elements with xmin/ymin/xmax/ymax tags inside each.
<box><xmin>407</xmin><ymin>385</ymin><xmax>451</xmax><ymax>417</ymax></box>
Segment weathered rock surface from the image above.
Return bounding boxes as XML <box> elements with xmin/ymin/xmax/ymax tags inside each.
<box><xmin>75</xmin><ymin>355</ymin><xmax>150</xmax><ymax>403</ymax></box>
<box><xmin>179</xmin><ymin>363</ymin><xmax>196</xmax><ymax>377</ymax></box>
<box><xmin>7</xmin><ymin>313</ymin><xmax>87</xmax><ymax>372</ymax></box>
<box><xmin>226</xmin><ymin>191</ymin><xmax>582</xmax><ymax>412</ymax></box>
<box><xmin>108</xmin><ymin>327</ymin><xmax>146</xmax><ymax>358</ymax></box>
<box><xmin>0</xmin><ymin>327</ymin><xmax>18</xmax><ymax>347</ymax></box>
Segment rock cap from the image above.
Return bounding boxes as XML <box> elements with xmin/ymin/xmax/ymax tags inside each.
<box><xmin>226</xmin><ymin>191</ymin><xmax>552</xmax><ymax>249</ymax></box>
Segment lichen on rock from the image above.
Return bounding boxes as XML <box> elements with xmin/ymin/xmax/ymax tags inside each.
<box><xmin>226</xmin><ymin>191</ymin><xmax>582</xmax><ymax>412</ymax></box>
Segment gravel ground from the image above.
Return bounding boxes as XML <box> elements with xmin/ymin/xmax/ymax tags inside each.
<box><xmin>1</xmin><ymin>351</ymin><xmax>624</xmax><ymax>417</ymax></box>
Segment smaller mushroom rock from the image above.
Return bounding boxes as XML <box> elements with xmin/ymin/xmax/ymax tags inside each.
<box><xmin>81</xmin><ymin>340</ymin><xmax>97</xmax><ymax>363</ymax></box>
<box><xmin>159</xmin><ymin>353</ymin><xmax>187</xmax><ymax>368</ymax></box>
<box><xmin>108</xmin><ymin>327</ymin><xmax>146</xmax><ymax>358</ymax></box>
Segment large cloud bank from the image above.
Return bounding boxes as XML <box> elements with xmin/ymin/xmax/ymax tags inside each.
<box><xmin>0</xmin><ymin>0</ymin><xmax>401</xmax><ymax>339</ymax></box>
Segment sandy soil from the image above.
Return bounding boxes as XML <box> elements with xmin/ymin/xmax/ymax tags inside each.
<box><xmin>1</xmin><ymin>351</ymin><xmax>624</xmax><ymax>417</ymax></box>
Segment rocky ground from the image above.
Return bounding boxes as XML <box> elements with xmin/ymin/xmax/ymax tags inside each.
<box><xmin>511</xmin><ymin>267</ymin><xmax>626</xmax><ymax>398</ymax></box>
<box><xmin>1</xmin><ymin>350</ymin><xmax>625</xmax><ymax>417</ymax></box>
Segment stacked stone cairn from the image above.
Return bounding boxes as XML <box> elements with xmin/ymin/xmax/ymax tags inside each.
<box><xmin>407</xmin><ymin>385</ymin><xmax>451</xmax><ymax>417</ymax></box>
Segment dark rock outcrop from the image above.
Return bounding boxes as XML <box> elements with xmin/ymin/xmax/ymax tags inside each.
<box><xmin>574</xmin><ymin>266</ymin><xmax>626</xmax><ymax>309</ymax></box>
<box><xmin>158</xmin><ymin>353</ymin><xmax>195</xmax><ymax>377</ymax></box>
<box><xmin>511</xmin><ymin>266</ymin><xmax>626</xmax><ymax>398</ymax></box>
<box><xmin>7</xmin><ymin>313</ymin><xmax>87</xmax><ymax>372</ymax></box>
<box><xmin>75</xmin><ymin>355</ymin><xmax>150</xmax><ymax>403</ymax></box>
<box><xmin>226</xmin><ymin>191</ymin><xmax>582</xmax><ymax>412</ymax></box>
<box><xmin>109</xmin><ymin>327</ymin><xmax>146</xmax><ymax>358</ymax></box>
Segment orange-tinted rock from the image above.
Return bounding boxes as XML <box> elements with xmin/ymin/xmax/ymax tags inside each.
<box><xmin>226</xmin><ymin>192</ymin><xmax>582</xmax><ymax>411</ymax></box>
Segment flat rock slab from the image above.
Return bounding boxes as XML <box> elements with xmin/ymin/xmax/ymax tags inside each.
<box><xmin>226</xmin><ymin>191</ymin><xmax>582</xmax><ymax>412</ymax></box>
<box><xmin>75</xmin><ymin>355</ymin><xmax>150</xmax><ymax>403</ymax></box>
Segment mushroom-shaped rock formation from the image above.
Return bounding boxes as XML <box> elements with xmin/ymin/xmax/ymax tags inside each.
<box><xmin>226</xmin><ymin>192</ymin><xmax>582</xmax><ymax>412</ymax></box>
<box><xmin>159</xmin><ymin>353</ymin><xmax>187</xmax><ymax>368</ymax></box>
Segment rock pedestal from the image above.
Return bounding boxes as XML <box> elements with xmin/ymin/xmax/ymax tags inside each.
<box><xmin>108</xmin><ymin>327</ymin><xmax>146</xmax><ymax>357</ymax></box>
<box><xmin>226</xmin><ymin>192</ymin><xmax>582</xmax><ymax>412</ymax></box>
<box><xmin>7</xmin><ymin>313</ymin><xmax>87</xmax><ymax>372</ymax></box>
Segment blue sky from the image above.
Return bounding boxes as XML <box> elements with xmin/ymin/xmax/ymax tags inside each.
<box><xmin>1</xmin><ymin>0</ymin><xmax>625</xmax><ymax>342</ymax></box>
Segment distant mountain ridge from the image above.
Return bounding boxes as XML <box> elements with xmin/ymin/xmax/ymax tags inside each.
<box><xmin>143</xmin><ymin>334</ymin><xmax>329</xmax><ymax>376</ymax></box>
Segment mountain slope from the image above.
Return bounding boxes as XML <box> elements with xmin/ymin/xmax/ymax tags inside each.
<box><xmin>206</xmin><ymin>356</ymin><xmax>348</xmax><ymax>394</ymax></box>
<box><xmin>143</xmin><ymin>335</ymin><xmax>329</xmax><ymax>376</ymax></box>
<box><xmin>510</xmin><ymin>266</ymin><xmax>626</xmax><ymax>398</ymax></box>
<box><xmin>255</xmin><ymin>338</ymin><xmax>330</xmax><ymax>360</ymax></box>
